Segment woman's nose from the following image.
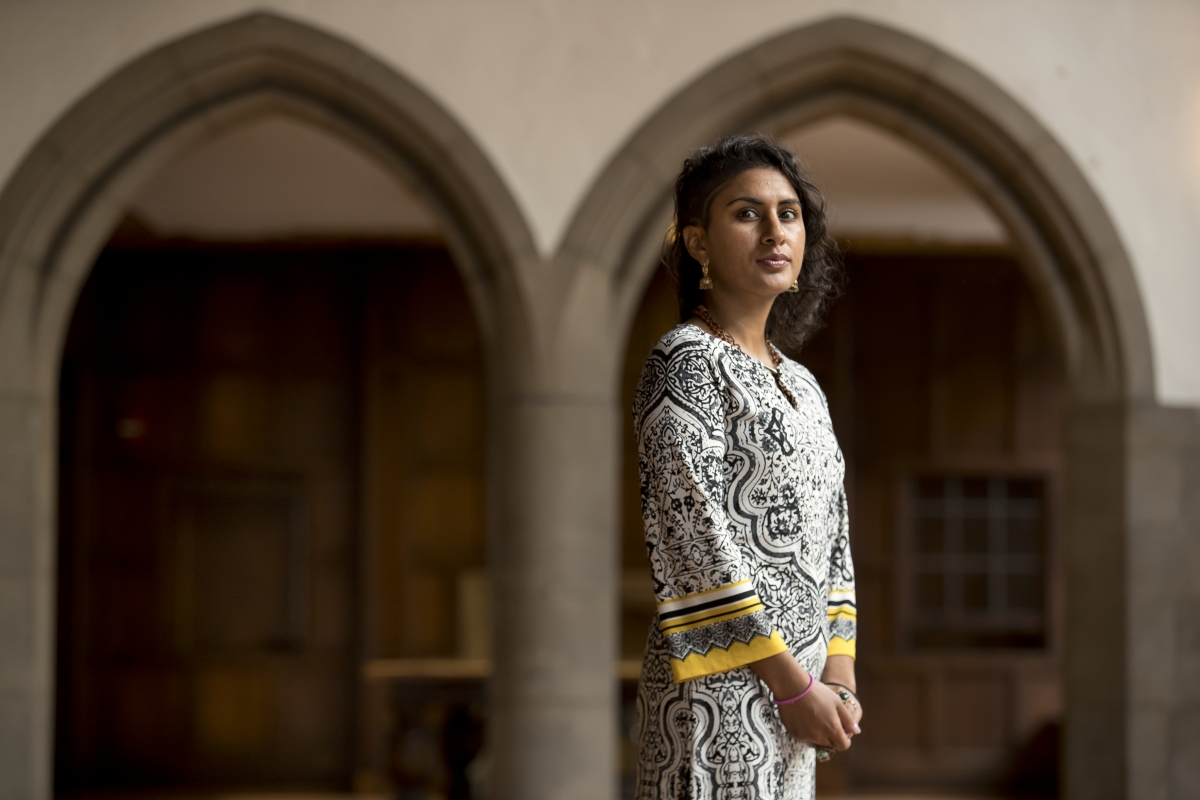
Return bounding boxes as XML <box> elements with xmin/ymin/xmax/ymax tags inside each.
<box><xmin>763</xmin><ymin>216</ymin><xmax>786</xmax><ymax>244</ymax></box>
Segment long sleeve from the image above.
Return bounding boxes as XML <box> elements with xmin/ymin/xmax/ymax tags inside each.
<box><xmin>634</xmin><ymin>337</ymin><xmax>788</xmax><ymax>682</ymax></box>
<box><xmin>826</xmin><ymin>487</ymin><xmax>857</xmax><ymax>658</ymax></box>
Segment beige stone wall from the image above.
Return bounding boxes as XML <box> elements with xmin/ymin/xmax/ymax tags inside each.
<box><xmin>0</xmin><ymin>0</ymin><xmax>1198</xmax><ymax>402</ymax></box>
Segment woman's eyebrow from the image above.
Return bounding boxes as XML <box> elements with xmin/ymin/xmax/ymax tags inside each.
<box><xmin>725</xmin><ymin>195</ymin><xmax>800</xmax><ymax>206</ymax></box>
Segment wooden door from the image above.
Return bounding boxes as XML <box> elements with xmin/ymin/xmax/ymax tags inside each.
<box><xmin>799</xmin><ymin>251</ymin><xmax>1064</xmax><ymax>793</ymax></box>
<box><xmin>55</xmin><ymin>248</ymin><xmax>366</xmax><ymax>791</ymax></box>
<box><xmin>355</xmin><ymin>247</ymin><xmax>489</xmax><ymax>791</ymax></box>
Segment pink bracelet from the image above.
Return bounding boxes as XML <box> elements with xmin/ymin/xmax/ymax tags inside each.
<box><xmin>773</xmin><ymin>673</ymin><xmax>815</xmax><ymax>707</ymax></box>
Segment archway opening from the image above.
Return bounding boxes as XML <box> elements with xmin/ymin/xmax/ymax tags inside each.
<box><xmin>54</xmin><ymin>114</ymin><xmax>490</xmax><ymax>798</ymax></box>
<box><xmin>620</xmin><ymin>116</ymin><xmax>1064</xmax><ymax>797</ymax></box>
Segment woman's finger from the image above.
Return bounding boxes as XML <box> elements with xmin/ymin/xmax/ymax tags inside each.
<box><xmin>827</xmin><ymin>721</ymin><xmax>852</xmax><ymax>751</ymax></box>
<box><xmin>835</xmin><ymin>696</ymin><xmax>858</xmax><ymax>735</ymax></box>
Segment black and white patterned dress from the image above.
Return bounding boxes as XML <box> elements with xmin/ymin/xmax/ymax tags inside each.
<box><xmin>633</xmin><ymin>323</ymin><xmax>856</xmax><ymax>800</ymax></box>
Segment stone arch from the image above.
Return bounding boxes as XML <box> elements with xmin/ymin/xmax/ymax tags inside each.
<box><xmin>556</xmin><ymin>16</ymin><xmax>1157</xmax><ymax>799</ymax></box>
<box><xmin>0</xmin><ymin>12</ymin><xmax>543</xmax><ymax>799</ymax></box>
<box><xmin>558</xmin><ymin>16</ymin><xmax>1152</xmax><ymax>407</ymax></box>
<box><xmin>0</xmin><ymin>13</ymin><xmax>544</xmax><ymax>394</ymax></box>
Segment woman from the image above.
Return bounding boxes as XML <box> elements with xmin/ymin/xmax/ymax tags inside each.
<box><xmin>634</xmin><ymin>135</ymin><xmax>861</xmax><ymax>799</ymax></box>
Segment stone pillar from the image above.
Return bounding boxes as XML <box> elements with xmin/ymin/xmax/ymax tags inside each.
<box><xmin>1126</xmin><ymin>405</ymin><xmax>1200</xmax><ymax>800</ymax></box>
<box><xmin>1064</xmin><ymin>403</ymin><xmax>1127</xmax><ymax>800</ymax></box>
<box><xmin>0</xmin><ymin>392</ymin><xmax>55</xmax><ymax>800</ymax></box>
<box><xmin>1065</xmin><ymin>402</ymin><xmax>1200</xmax><ymax>800</ymax></box>
<box><xmin>489</xmin><ymin>391</ymin><xmax>619</xmax><ymax>800</ymax></box>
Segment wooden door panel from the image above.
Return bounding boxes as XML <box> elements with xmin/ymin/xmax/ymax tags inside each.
<box><xmin>194</xmin><ymin>667</ymin><xmax>276</xmax><ymax>758</ymax></box>
<box><xmin>197</xmin><ymin>376</ymin><xmax>274</xmax><ymax>461</ymax></box>
<box><xmin>798</xmin><ymin>253</ymin><xmax>1064</xmax><ymax>791</ymax></box>
<box><xmin>275</xmin><ymin>670</ymin><xmax>349</xmax><ymax>766</ymax></box>
<box><xmin>172</xmin><ymin>484</ymin><xmax>304</xmax><ymax>653</ymax></box>
<box><xmin>105</xmin><ymin>668</ymin><xmax>188</xmax><ymax>772</ymax></box>
<box><xmin>943</xmin><ymin>675</ymin><xmax>1009</xmax><ymax>747</ymax></box>
<box><xmin>57</xmin><ymin>251</ymin><xmax>367</xmax><ymax>792</ymax></box>
<box><xmin>359</xmin><ymin>251</ymin><xmax>487</xmax><ymax>663</ymax></box>
<box><xmin>862</xmin><ymin>675</ymin><xmax>924</xmax><ymax>747</ymax></box>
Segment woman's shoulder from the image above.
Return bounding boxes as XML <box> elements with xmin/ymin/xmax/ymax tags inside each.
<box><xmin>643</xmin><ymin>323</ymin><xmax>723</xmax><ymax>367</ymax></box>
<box><xmin>653</xmin><ymin>322</ymin><xmax>716</xmax><ymax>353</ymax></box>
<box><xmin>635</xmin><ymin>324</ymin><xmax>726</xmax><ymax>423</ymax></box>
<box><xmin>635</xmin><ymin>324</ymin><xmax>721</xmax><ymax>398</ymax></box>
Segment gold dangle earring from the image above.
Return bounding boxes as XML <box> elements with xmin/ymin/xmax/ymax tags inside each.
<box><xmin>699</xmin><ymin>260</ymin><xmax>713</xmax><ymax>290</ymax></box>
<box><xmin>786</xmin><ymin>277</ymin><xmax>800</xmax><ymax>293</ymax></box>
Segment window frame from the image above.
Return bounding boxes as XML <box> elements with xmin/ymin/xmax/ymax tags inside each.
<box><xmin>893</xmin><ymin>467</ymin><xmax>1061</xmax><ymax>654</ymax></box>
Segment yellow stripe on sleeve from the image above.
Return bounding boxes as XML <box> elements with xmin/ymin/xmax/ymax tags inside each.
<box><xmin>669</xmin><ymin>631</ymin><xmax>788</xmax><ymax>682</ymax></box>
<box><xmin>827</xmin><ymin>636</ymin><xmax>856</xmax><ymax>659</ymax></box>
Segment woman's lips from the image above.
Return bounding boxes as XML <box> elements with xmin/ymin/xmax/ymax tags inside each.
<box><xmin>760</xmin><ymin>254</ymin><xmax>791</xmax><ymax>267</ymax></box>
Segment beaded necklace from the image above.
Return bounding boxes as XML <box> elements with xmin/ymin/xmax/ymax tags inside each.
<box><xmin>693</xmin><ymin>305</ymin><xmax>797</xmax><ymax>409</ymax></box>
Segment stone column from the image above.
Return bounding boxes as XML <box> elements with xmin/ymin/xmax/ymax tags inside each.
<box><xmin>486</xmin><ymin>263</ymin><xmax>622</xmax><ymax>800</ymax></box>
<box><xmin>1065</xmin><ymin>402</ymin><xmax>1200</xmax><ymax>800</ymax></box>
<box><xmin>1125</xmin><ymin>405</ymin><xmax>1200</xmax><ymax>800</ymax></box>
<box><xmin>0</xmin><ymin>393</ymin><xmax>56</xmax><ymax>800</ymax></box>
<box><xmin>489</xmin><ymin>392</ymin><xmax>619</xmax><ymax>800</ymax></box>
<box><xmin>1064</xmin><ymin>403</ymin><xmax>1128</xmax><ymax>800</ymax></box>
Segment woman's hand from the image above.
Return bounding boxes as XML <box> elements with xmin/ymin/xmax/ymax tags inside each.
<box><xmin>777</xmin><ymin>680</ymin><xmax>858</xmax><ymax>750</ymax></box>
<box><xmin>825</xmin><ymin>684</ymin><xmax>863</xmax><ymax>729</ymax></box>
<box><xmin>821</xmin><ymin>654</ymin><xmax>863</xmax><ymax>728</ymax></box>
<box><xmin>749</xmin><ymin>651</ymin><xmax>859</xmax><ymax>750</ymax></box>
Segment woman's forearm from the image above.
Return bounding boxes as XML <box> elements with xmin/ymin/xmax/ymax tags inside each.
<box><xmin>820</xmin><ymin>655</ymin><xmax>857</xmax><ymax>693</ymax></box>
<box><xmin>750</xmin><ymin>653</ymin><xmax>858</xmax><ymax>699</ymax></box>
<box><xmin>749</xmin><ymin>650</ymin><xmax>811</xmax><ymax>700</ymax></box>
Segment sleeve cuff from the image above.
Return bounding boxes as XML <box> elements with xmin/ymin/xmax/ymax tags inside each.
<box><xmin>658</xmin><ymin>581</ymin><xmax>787</xmax><ymax>682</ymax></box>
<box><xmin>827</xmin><ymin>636</ymin><xmax>856</xmax><ymax>659</ymax></box>
<box><xmin>671</xmin><ymin>630</ymin><xmax>788</xmax><ymax>682</ymax></box>
<box><xmin>827</xmin><ymin>589</ymin><xmax>857</xmax><ymax>659</ymax></box>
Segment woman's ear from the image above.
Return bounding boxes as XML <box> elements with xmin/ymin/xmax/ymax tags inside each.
<box><xmin>682</xmin><ymin>225</ymin><xmax>708</xmax><ymax>265</ymax></box>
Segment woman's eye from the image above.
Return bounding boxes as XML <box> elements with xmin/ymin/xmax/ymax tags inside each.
<box><xmin>779</xmin><ymin>209</ymin><xmax>798</xmax><ymax>221</ymax></box>
<box><xmin>738</xmin><ymin>208</ymin><xmax>759</xmax><ymax>220</ymax></box>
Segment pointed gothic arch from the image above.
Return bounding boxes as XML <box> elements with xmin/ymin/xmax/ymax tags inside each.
<box><xmin>554</xmin><ymin>16</ymin><xmax>1162</xmax><ymax>800</ymax></box>
<box><xmin>0</xmin><ymin>12</ymin><xmax>543</xmax><ymax>799</ymax></box>
<box><xmin>558</xmin><ymin>17</ymin><xmax>1151</xmax><ymax>404</ymax></box>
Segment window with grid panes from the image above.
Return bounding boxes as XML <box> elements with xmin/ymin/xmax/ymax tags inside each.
<box><xmin>911</xmin><ymin>476</ymin><xmax>1047</xmax><ymax>649</ymax></box>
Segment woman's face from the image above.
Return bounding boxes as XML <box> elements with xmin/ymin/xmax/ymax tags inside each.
<box><xmin>683</xmin><ymin>167</ymin><xmax>805</xmax><ymax>302</ymax></box>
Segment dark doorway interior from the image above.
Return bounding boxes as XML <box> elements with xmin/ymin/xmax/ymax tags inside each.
<box><xmin>799</xmin><ymin>250</ymin><xmax>1063</xmax><ymax>792</ymax></box>
<box><xmin>55</xmin><ymin>239</ymin><xmax>486</xmax><ymax>796</ymax></box>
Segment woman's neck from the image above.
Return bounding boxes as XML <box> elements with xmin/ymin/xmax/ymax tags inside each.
<box><xmin>700</xmin><ymin>293</ymin><xmax>775</xmax><ymax>365</ymax></box>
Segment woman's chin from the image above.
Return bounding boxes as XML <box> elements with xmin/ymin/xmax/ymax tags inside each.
<box><xmin>718</xmin><ymin>276</ymin><xmax>795</xmax><ymax>300</ymax></box>
<box><xmin>756</xmin><ymin>272</ymin><xmax>796</xmax><ymax>296</ymax></box>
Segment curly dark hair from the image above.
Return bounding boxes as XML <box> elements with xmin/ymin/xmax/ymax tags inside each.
<box><xmin>665</xmin><ymin>134</ymin><xmax>842</xmax><ymax>353</ymax></box>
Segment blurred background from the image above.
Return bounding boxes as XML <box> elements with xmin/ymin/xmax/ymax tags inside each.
<box><xmin>56</xmin><ymin>113</ymin><xmax>1059</xmax><ymax>799</ymax></box>
<box><xmin>2</xmin><ymin>5</ymin><xmax>1196</xmax><ymax>800</ymax></box>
